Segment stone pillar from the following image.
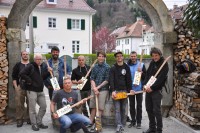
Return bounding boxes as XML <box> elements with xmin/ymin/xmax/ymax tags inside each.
<box><xmin>6</xmin><ymin>28</ymin><xmax>26</xmax><ymax>118</ymax></box>
<box><xmin>161</xmin><ymin>32</ymin><xmax>177</xmax><ymax>116</ymax></box>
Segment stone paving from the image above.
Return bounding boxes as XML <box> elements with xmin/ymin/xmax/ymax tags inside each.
<box><xmin>1</xmin><ymin>88</ymin><xmax>200</xmax><ymax>133</ymax></box>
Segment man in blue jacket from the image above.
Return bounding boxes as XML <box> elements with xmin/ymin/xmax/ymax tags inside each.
<box><xmin>127</xmin><ymin>51</ymin><xmax>146</xmax><ymax>129</ymax></box>
<box><xmin>44</xmin><ymin>46</ymin><xmax>71</xmax><ymax>100</ymax></box>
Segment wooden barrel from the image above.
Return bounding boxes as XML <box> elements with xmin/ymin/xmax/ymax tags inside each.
<box><xmin>102</xmin><ymin>97</ymin><xmax>115</xmax><ymax>126</ymax></box>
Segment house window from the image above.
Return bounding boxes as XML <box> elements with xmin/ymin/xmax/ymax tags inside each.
<box><xmin>67</xmin><ymin>19</ymin><xmax>85</xmax><ymax>30</ymax></box>
<box><xmin>125</xmin><ymin>39</ymin><xmax>129</xmax><ymax>44</ymax></box>
<box><xmin>46</xmin><ymin>0</ymin><xmax>57</xmax><ymax>4</ymax></box>
<box><xmin>48</xmin><ymin>18</ymin><xmax>56</xmax><ymax>28</ymax></box>
<box><xmin>125</xmin><ymin>49</ymin><xmax>129</xmax><ymax>54</ymax></box>
<box><xmin>72</xmin><ymin>41</ymin><xmax>80</xmax><ymax>53</ymax></box>
<box><xmin>47</xmin><ymin>43</ymin><xmax>59</xmax><ymax>49</ymax></box>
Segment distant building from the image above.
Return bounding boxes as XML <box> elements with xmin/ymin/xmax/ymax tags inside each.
<box><xmin>0</xmin><ymin>0</ymin><xmax>96</xmax><ymax>57</ymax></box>
<box><xmin>139</xmin><ymin>26</ymin><xmax>155</xmax><ymax>55</ymax></box>
<box><xmin>111</xmin><ymin>18</ymin><xmax>151</xmax><ymax>55</ymax></box>
<box><xmin>168</xmin><ymin>4</ymin><xmax>188</xmax><ymax>22</ymax></box>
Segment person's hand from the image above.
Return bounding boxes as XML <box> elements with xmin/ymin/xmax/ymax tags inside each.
<box><xmin>82</xmin><ymin>98</ymin><xmax>87</xmax><ymax>104</ymax></box>
<box><xmin>137</xmin><ymin>67</ymin><xmax>142</xmax><ymax>72</ymax></box>
<box><xmin>144</xmin><ymin>85</ymin><xmax>152</xmax><ymax>93</ymax></box>
<box><xmin>112</xmin><ymin>91</ymin><xmax>117</xmax><ymax>99</ymax></box>
<box><xmin>77</xmin><ymin>79</ymin><xmax>83</xmax><ymax>84</ymax></box>
<box><xmin>130</xmin><ymin>90</ymin><xmax>135</xmax><ymax>95</ymax></box>
<box><xmin>52</xmin><ymin>113</ymin><xmax>59</xmax><ymax>119</ymax></box>
<box><xmin>48</xmin><ymin>67</ymin><xmax>53</xmax><ymax>73</ymax></box>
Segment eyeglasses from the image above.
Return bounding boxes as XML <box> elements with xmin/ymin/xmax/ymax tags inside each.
<box><xmin>35</xmin><ymin>58</ymin><xmax>42</xmax><ymax>60</ymax></box>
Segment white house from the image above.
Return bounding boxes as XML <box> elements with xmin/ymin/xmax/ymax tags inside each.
<box><xmin>0</xmin><ymin>0</ymin><xmax>96</xmax><ymax>57</ymax></box>
<box><xmin>111</xmin><ymin>19</ymin><xmax>150</xmax><ymax>55</ymax></box>
<box><xmin>139</xmin><ymin>26</ymin><xmax>155</xmax><ymax>55</ymax></box>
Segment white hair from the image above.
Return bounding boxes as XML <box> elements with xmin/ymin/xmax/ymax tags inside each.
<box><xmin>34</xmin><ymin>53</ymin><xmax>42</xmax><ymax>59</ymax></box>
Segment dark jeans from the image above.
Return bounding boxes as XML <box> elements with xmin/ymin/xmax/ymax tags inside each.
<box><xmin>145</xmin><ymin>90</ymin><xmax>163</xmax><ymax>132</ymax></box>
<box><xmin>129</xmin><ymin>93</ymin><xmax>143</xmax><ymax>124</ymax></box>
<box><xmin>80</xmin><ymin>90</ymin><xmax>91</xmax><ymax>117</ymax></box>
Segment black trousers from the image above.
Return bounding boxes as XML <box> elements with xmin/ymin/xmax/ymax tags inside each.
<box><xmin>145</xmin><ymin>90</ymin><xmax>163</xmax><ymax>132</ymax></box>
<box><xmin>129</xmin><ymin>93</ymin><xmax>143</xmax><ymax>124</ymax></box>
<box><xmin>80</xmin><ymin>90</ymin><xmax>91</xmax><ymax>117</ymax></box>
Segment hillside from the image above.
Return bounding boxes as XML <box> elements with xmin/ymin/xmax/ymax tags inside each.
<box><xmin>87</xmin><ymin>0</ymin><xmax>151</xmax><ymax>31</ymax></box>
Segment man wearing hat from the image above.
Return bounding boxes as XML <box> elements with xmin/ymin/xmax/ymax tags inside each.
<box><xmin>110</xmin><ymin>51</ymin><xmax>133</xmax><ymax>133</ymax></box>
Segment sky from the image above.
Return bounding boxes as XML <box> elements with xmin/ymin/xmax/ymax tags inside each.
<box><xmin>163</xmin><ymin>0</ymin><xmax>188</xmax><ymax>9</ymax></box>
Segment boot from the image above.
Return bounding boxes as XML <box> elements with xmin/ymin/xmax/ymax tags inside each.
<box><xmin>81</xmin><ymin>123</ymin><xmax>96</xmax><ymax>133</ymax></box>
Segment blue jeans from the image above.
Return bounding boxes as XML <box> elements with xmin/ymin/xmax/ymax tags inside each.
<box><xmin>59</xmin><ymin>113</ymin><xmax>91</xmax><ymax>133</ymax></box>
<box><xmin>113</xmin><ymin>98</ymin><xmax>127</xmax><ymax>127</ymax></box>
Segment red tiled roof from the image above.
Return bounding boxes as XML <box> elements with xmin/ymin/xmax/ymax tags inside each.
<box><xmin>115</xmin><ymin>20</ymin><xmax>151</xmax><ymax>39</ymax></box>
<box><xmin>0</xmin><ymin>0</ymin><xmax>96</xmax><ymax>13</ymax></box>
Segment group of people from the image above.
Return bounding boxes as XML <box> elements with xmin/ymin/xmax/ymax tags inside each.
<box><xmin>12</xmin><ymin>46</ymin><xmax>169</xmax><ymax>133</ymax></box>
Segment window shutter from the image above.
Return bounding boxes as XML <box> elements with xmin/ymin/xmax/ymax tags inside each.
<box><xmin>33</xmin><ymin>16</ymin><xmax>37</xmax><ymax>28</ymax></box>
<box><xmin>67</xmin><ymin>19</ymin><xmax>71</xmax><ymax>29</ymax></box>
<box><xmin>81</xmin><ymin>19</ymin><xmax>85</xmax><ymax>30</ymax></box>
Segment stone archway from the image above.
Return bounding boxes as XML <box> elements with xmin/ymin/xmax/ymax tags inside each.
<box><xmin>6</xmin><ymin>0</ymin><xmax>176</xmax><ymax>116</ymax></box>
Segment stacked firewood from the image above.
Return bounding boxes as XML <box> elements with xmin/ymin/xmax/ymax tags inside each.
<box><xmin>171</xmin><ymin>72</ymin><xmax>200</xmax><ymax>126</ymax></box>
<box><xmin>0</xmin><ymin>17</ymin><xmax>10</xmax><ymax>124</ymax></box>
<box><xmin>173</xmin><ymin>19</ymin><xmax>200</xmax><ymax>67</ymax></box>
<box><xmin>170</xmin><ymin>19</ymin><xmax>200</xmax><ymax>127</ymax></box>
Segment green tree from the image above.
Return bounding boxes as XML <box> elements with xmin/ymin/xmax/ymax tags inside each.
<box><xmin>86</xmin><ymin>0</ymin><xmax>94</xmax><ymax>8</ymax></box>
<box><xmin>184</xmin><ymin>0</ymin><xmax>200</xmax><ymax>38</ymax></box>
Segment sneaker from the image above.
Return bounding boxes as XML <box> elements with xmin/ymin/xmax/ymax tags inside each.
<box><xmin>116</xmin><ymin>126</ymin><xmax>122</xmax><ymax>133</ymax></box>
<box><xmin>38</xmin><ymin>123</ymin><xmax>48</xmax><ymax>129</ymax></box>
<box><xmin>128</xmin><ymin>122</ymin><xmax>135</xmax><ymax>128</ymax></box>
<box><xmin>143</xmin><ymin>128</ymin><xmax>156</xmax><ymax>133</ymax></box>
<box><xmin>17</xmin><ymin>119</ymin><xmax>23</xmax><ymax>127</ymax></box>
<box><xmin>126</xmin><ymin>116</ymin><xmax>131</xmax><ymax>122</ymax></box>
<box><xmin>136</xmin><ymin>124</ymin><xmax>141</xmax><ymax>129</ymax></box>
<box><xmin>86</xmin><ymin>123</ymin><xmax>93</xmax><ymax>128</ymax></box>
<box><xmin>32</xmin><ymin>124</ymin><xmax>39</xmax><ymax>131</ymax></box>
<box><xmin>27</xmin><ymin>119</ymin><xmax>31</xmax><ymax>125</ymax></box>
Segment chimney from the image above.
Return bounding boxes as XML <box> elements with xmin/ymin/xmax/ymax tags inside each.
<box><xmin>173</xmin><ymin>4</ymin><xmax>178</xmax><ymax>9</ymax></box>
<box><xmin>136</xmin><ymin>17</ymin><xmax>142</xmax><ymax>21</ymax></box>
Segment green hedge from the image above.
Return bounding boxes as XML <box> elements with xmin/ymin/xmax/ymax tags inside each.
<box><xmin>74</xmin><ymin>53</ymin><xmax>151</xmax><ymax>66</ymax></box>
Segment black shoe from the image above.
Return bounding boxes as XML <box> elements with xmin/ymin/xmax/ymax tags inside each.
<box><xmin>17</xmin><ymin>120</ymin><xmax>23</xmax><ymax>127</ymax></box>
<box><xmin>32</xmin><ymin>124</ymin><xmax>39</xmax><ymax>131</ymax></box>
<box><xmin>136</xmin><ymin>124</ymin><xmax>141</xmax><ymax>129</ymax></box>
<box><xmin>143</xmin><ymin>128</ymin><xmax>156</xmax><ymax>133</ymax></box>
<box><xmin>126</xmin><ymin>116</ymin><xmax>131</xmax><ymax>122</ymax></box>
<box><xmin>27</xmin><ymin>119</ymin><xmax>31</xmax><ymax>125</ymax></box>
<box><xmin>38</xmin><ymin>123</ymin><xmax>48</xmax><ymax>129</ymax></box>
<box><xmin>128</xmin><ymin>122</ymin><xmax>135</xmax><ymax>128</ymax></box>
<box><xmin>86</xmin><ymin>123</ymin><xmax>93</xmax><ymax>128</ymax></box>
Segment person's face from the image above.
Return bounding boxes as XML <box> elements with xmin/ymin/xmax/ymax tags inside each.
<box><xmin>97</xmin><ymin>54</ymin><xmax>105</xmax><ymax>63</ymax></box>
<box><xmin>78</xmin><ymin>57</ymin><xmax>85</xmax><ymax>67</ymax></box>
<box><xmin>51</xmin><ymin>50</ymin><xmax>59</xmax><ymax>60</ymax></box>
<box><xmin>130</xmin><ymin>53</ymin><xmax>137</xmax><ymax>63</ymax></box>
<box><xmin>151</xmin><ymin>53</ymin><xmax>161</xmax><ymax>62</ymax></box>
<box><xmin>34</xmin><ymin>56</ymin><xmax>42</xmax><ymax>66</ymax></box>
<box><xmin>115</xmin><ymin>54</ymin><xmax>123</xmax><ymax>63</ymax></box>
<box><xmin>21</xmin><ymin>51</ymin><xmax>29</xmax><ymax>61</ymax></box>
<box><xmin>63</xmin><ymin>79</ymin><xmax>72</xmax><ymax>91</ymax></box>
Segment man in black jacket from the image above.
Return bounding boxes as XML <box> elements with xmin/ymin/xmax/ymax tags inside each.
<box><xmin>71</xmin><ymin>55</ymin><xmax>91</xmax><ymax>117</ymax></box>
<box><xmin>19</xmin><ymin>53</ymin><xmax>50</xmax><ymax>131</ymax></box>
<box><xmin>143</xmin><ymin>47</ymin><xmax>169</xmax><ymax>133</ymax></box>
<box><xmin>12</xmin><ymin>51</ymin><xmax>30</xmax><ymax>127</ymax></box>
<box><xmin>110</xmin><ymin>51</ymin><xmax>133</xmax><ymax>133</ymax></box>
